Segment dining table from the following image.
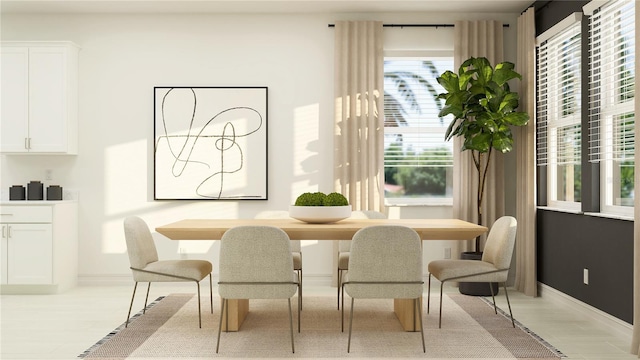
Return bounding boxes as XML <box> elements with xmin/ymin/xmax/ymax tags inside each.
<box><xmin>155</xmin><ymin>217</ymin><xmax>487</xmax><ymax>331</ymax></box>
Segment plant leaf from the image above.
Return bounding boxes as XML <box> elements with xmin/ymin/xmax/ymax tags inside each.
<box><xmin>504</xmin><ymin>112</ymin><xmax>530</xmax><ymax>126</ymax></box>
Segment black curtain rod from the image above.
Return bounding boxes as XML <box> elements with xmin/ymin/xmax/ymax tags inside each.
<box><xmin>327</xmin><ymin>23</ymin><xmax>510</xmax><ymax>28</ymax></box>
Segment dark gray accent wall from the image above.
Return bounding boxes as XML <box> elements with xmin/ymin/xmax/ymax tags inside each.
<box><xmin>532</xmin><ymin>0</ymin><xmax>635</xmax><ymax>324</ymax></box>
<box><xmin>537</xmin><ymin>210</ymin><xmax>634</xmax><ymax>323</ymax></box>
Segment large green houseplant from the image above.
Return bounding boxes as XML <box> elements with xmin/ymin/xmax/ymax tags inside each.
<box><xmin>437</xmin><ymin>57</ymin><xmax>529</xmax><ymax>252</ymax></box>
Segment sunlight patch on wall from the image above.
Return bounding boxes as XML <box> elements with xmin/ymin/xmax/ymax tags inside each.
<box><xmin>104</xmin><ymin>139</ymin><xmax>148</xmax><ymax>216</ymax></box>
<box><xmin>291</xmin><ymin>103</ymin><xmax>321</xmax><ymax>198</ymax></box>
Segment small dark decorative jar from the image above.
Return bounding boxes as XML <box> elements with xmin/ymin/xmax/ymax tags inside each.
<box><xmin>27</xmin><ymin>181</ymin><xmax>44</xmax><ymax>200</ymax></box>
<box><xmin>47</xmin><ymin>185</ymin><xmax>63</xmax><ymax>201</ymax></box>
<box><xmin>9</xmin><ymin>185</ymin><xmax>26</xmax><ymax>200</ymax></box>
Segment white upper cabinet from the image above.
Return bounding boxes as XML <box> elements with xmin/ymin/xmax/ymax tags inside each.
<box><xmin>1</xmin><ymin>42</ymin><xmax>79</xmax><ymax>154</ymax></box>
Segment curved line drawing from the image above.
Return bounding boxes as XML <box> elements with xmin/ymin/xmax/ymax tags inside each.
<box><xmin>154</xmin><ymin>87</ymin><xmax>266</xmax><ymax>200</ymax></box>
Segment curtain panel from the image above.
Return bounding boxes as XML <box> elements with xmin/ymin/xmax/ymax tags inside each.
<box><xmin>514</xmin><ymin>7</ymin><xmax>538</xmax><ymax>297</ymax></box>
<box><xmin>333</xmin><ymin>20</ymin><xmax>385</xmax><ymax>213</ymax></box>
<box><xmin>452</xmin><ymin>20</ymin><xmax>505</xmax><ymax>252</ymax></box>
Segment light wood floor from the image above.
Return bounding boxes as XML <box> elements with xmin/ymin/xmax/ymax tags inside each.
<box><xmin>0</xmin><ymin>284</ymin><xmax>635</xmax><ymax>359</ymax></box>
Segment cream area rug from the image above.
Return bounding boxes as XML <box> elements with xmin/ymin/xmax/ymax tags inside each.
<box><xmin>80</xmin><ymin>293</ymin><xmax>564</xmax><ymax>359</ymax></box>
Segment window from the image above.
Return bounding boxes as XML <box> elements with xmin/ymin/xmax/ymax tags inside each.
<box><xmin>588</xmin><ymin>0</ymin><xmax>635</xmax><ymax>216</ymax></box>
<box><xmin>383</xmin><ymin>55</ymin><xmax>453</xmax><ymax>205</ymax></box>
<box><xmin>537</xmin><ymin>18</ymin><xmax>582</xmax><ymax>210</ymax></box>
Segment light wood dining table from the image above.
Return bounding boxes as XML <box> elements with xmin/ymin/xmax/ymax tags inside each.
<box><xmin>155</xmin><ymin>218</ymin><xmax>487</xmax><ymax>331</ymax></box>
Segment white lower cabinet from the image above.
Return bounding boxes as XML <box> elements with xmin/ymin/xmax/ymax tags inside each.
<box><xmin>0</xmin><ymin>202</ymin><xmax>77</xmax><ymax>293</ymax></box>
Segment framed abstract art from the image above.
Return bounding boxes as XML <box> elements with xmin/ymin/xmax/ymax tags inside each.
<box><xmin>154</xmin><ymin>86</ymin><xmax>268</xmax><ymax>200</ymax></box>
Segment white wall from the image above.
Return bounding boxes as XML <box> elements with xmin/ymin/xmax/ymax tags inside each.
<box><xmin>0</xmin><ymin>11</ymin><xmax>519</xmax><ymax>285</ymax></box>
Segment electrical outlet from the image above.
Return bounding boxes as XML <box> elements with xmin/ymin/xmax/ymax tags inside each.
<box><xmin>444</xmin><ymin>247</ymin><xmax>451</xmax><ymax>259</ymax></box>
<box><xmin>583</xmin><ymin>268</ymin><xmax>589</xmax><ymax>285</ymax></box>
<box><xmin>45</xmin><ymin>169</ymin><xmax>53</xmax><ymax>181</ymax></box>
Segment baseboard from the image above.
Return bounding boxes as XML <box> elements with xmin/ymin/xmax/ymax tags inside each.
<box><xmin>538</xmin><ymin>283</ymin><xmax>632</xmax><ymax>340</ymax></box>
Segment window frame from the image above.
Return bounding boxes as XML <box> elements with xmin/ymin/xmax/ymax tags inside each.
<box><xmin>382</xmin><ymin>50</ymin><xmax>454</xmax><ymax>206</ymax></box>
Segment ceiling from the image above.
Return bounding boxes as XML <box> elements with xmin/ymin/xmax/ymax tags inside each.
<box><xmin>0</xmin><ymin>0</ymin><xmax>533</xmax><ymax>14</ymax></box>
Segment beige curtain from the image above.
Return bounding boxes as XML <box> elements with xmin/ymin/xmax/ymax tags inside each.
<box><xmin>631</xmin><ymin>4</ymin><xmax>640</xmax><ymax>356</ymax></box>
<box><xmin>514</xmin><ymin>8</ymin><xmax>538</xmax><ymax>297</ymax></box>
<box><xmin>333</xmin><ymin>20</ymin><xmax>385</xmax><ymax>213</ymax></box>
<box><xmin>453</xmin><ymin>20</ymin><xmax>504</xmax><ymax>252</ymax></box>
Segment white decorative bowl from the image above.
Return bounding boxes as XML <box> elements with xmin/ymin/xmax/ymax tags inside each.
<box><xmin>288</xmin><ymin>205</ymin><xmax>352</xmax><ymax>224</ymax></box>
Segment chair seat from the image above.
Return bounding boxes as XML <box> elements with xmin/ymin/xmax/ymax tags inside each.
<box><xmin>338</xmin><ymin>252</ymin><xmax>349</xmax><ymax>270</ymax></box>
<box><xmin>428</xmin><ymin>259</ymin><xmax>507</xmax><ymax>283</ymax></box>
<box><xmin>292</xmin><ymin>252</ymin><xmax>302</xmax><ymax>270</ymax></box>
<box><xmin>134</xmin><ymin>259</ymin><xmax>212</xmax><ymax>282</ymax></box>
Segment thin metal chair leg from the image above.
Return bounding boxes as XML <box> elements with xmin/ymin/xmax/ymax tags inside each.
<box><xmin>347</xmin><ymin>297</ymin><xmax>354</xmax><ymax>353</ymax></box>
<box><xmin>288</xmin><ymin>298</ymin><xmax>295</xmax><ymax>353</ymax></box>
<box><xmin>216</xmin><ymin>299</ymin><xmax>226</xmax><ymax>353</ymax></box>
<box><xmin>125</xmin><ymin>282</ymin><xmax>138</xmax><ymax>328</ymax></box>
<box><xmin>416</xmin><ymin>298</ymin><xmax>425</xmax><ymax>353</ymax></box>
<box><xmin>427</xmin><ymin>274</ymin><xmax>431</xmax><ymax>314</ymax></box>
<box><xmin>438</xmin><ymin>281</ymin><xmax>444</xmax><ymax>328</ymax></box>
<box><xmin>298</xmin><ymin>282</ymin><xmax>301</xmax><ymax>333</ymax></box>
<box><xmin>337</xmin><ymin>269</ymin><xmax>342</xmax><ymax>310</ymax></box>
<box><xmin>489</xmin><ymin>281</ymin><xmax>497</xmax><ymax>314</ymax></box>
<box><xmin>143</xmin><ymin>282</ymin><xmax>151</xmax><ymax>314</ymax></box>
<box><xmin>503</xmin><ymin>284</ymin><xmax>515</xmax><ymax>328</ymax></box>
<box><xmin>209</xmin><ymin>274</ymin><xmax>213</xmax><ymax>314</ymax></box>
<box><xmin>299</xmin><ymin>269</ymin><xmax>303</xmax><ymax>311</ymax></box>
<box><xmin>341</xmin><ymin>284</ymin><xmax>345</xmax><ymax>332</ymax></box>
<box><xmin>196</xmin><ymin>281</ymin><xmax>202</xmax><ymax>328</ymax></box>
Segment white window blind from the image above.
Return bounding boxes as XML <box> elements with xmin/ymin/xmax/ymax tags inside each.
<box><xmin>383</xmin><ymin>57</ymin><xmax>453</xmax><ymax>201</ymax></box>
<box><xmin>537</xmin><ymin>20</ymin><xmax>582</xmax><ymax>167</ymax></box>
<box><xmin>588</xmin><ymin>0</ymin><xmax>635</xmax><ymax>163</ymax></box>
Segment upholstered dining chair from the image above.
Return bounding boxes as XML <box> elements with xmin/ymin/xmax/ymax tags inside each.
<box><xmin>342</xmin><ymin>225</ymin><xmax>425</xmax><ymax>353</ymax></box>
<box><xmin>216</xmin><ymin>225</ymin><xmax>300</xmax><ymax>354</ymax></box>
<box><xmin>427</xmin><ymin>216</ymin><xmax>517</xmax><ymax>328</ymax></box>
<box><xmin>123</xmin><ymin>216</ymin><xmax>213</xmax><ymax>328</ymax></box>
<box><xmin>337</xmin><ymin>210</ymin><xmax>387</xmax><ymax>310</ymax></box>
<box><xmin>255</xmin><ymin>210</ymin><xmax>303</xmax><ymax>310</ymax></box>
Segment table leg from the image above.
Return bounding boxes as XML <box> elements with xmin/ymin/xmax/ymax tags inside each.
<box><xmin>393</xmin><ymin>298</ymin><xmax>421</xmax><ymax>331</ymax></box>
<box><xmin>220</xmin><ymin>299</ymin><xmax>249</xmax><ymax>331</ymax></box>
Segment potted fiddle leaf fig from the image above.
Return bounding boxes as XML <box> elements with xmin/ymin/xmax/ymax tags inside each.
<box><xmin>437</xmin><ymin>57</ymin><xmax>529</xmax><ymax>253</ymax></box>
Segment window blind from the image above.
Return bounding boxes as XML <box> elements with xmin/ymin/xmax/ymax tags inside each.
<box><xmin>383</xmin><ymin>58</ymin><xmax>453</xmax><ymax>169</ymax></box>
<box><xmin>536</xmin><ymin>21</ymin><xmax>582</xmax><ymax>166</ymax></box>
<box><xmin>588</xmin><ymin>0</ymin><xmax>635</xmax><ymax>162</ymax></box>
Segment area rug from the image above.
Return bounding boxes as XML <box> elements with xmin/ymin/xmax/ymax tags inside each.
<box><xmin>79</xmin><ymin>293</ymin><xmax>564</xmax><ymax>359</ymax></box>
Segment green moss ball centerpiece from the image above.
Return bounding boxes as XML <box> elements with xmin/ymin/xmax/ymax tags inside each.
<box><xmin>289</xmin><ymin>192</ymin><xmax>351</xmax><ymax>223</ymax></box>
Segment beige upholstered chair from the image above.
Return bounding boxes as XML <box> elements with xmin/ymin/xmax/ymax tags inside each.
<box><xmin>342</xmin><ymin>225</ymin><xmax>425</xmax><ymax>353</ymax></box>
<box><xmin>255</xmin><ymin>210</ymin><xmax>303</xmax><ymax>310</ymax></box>
<box><xmin>216</xmin><ymin>225</ymin><xmax>300</xmax><ymax>353</ymax></box>
<box><xmin>123</xmin><ymin>216</ymin><xmax>213</xmax><ymax>328</ymax></box>
<box><xmin>337</xmin><ymin>210</ymin><xmax>387</xmax><ymax>309</ymax></box>
<box><xmin>427</xmin><ymin>216</ymin><xmax>517</xmax><ymax>328</ymax></box>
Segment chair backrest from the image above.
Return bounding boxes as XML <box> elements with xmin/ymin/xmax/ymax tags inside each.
<box><xmin>338</xmin><ymin>210</ymin><xmax>387</xmax><ymax>252</ymax></box>
<box><xmin>254</xmin><ymin>210</ymin><xmax>300</xmax><ymax>252</ymax></box>
<box><xmin>123</xmin><ymin>216</ymin><xmax>159</xmax><ymax>269</ymax></box>
<box><xmin>481</xmin><ymin>216</ymin><xmax>518</xmax><ymax>270</ymax></box>
<box><xmin>347</xmin><ymin>225</ymin><xmax>422</xmax><ymax>298</ymax></box>
<box><xmin>218</xmin><ymin>226</ymin><xmax>296</xmax><ymax>299</ymax></box>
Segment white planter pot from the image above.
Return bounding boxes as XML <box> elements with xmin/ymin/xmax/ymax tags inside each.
<box><xmin>288</xmin><ymin>205</ymin><xmax>352</xmax><ymax>224</ymax></box>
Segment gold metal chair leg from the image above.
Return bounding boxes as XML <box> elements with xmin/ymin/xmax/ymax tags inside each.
<box><xmin>427</xmin><ymin>274</ymin><xmax>431</xmax><ymax>314</ymax></box>
<box><xmin>298</xmin><ymin>282</ymin><xmax>301</xmax><ymax>333</ymax></box>
<box><xmin>143</xmin><ymin>282</ymin><xmax>151</xmax><ymax>314</ymax></box>
<box><xmin>438</xmin><ymin>281</ymin><xmax>444</xmax><ymax>328</ymax></box>
<box><xmin>337</xmin><ymin>269</ymin><xmax>341</xmax><ymax>310</ymax></box>
<box><xmin>503</xmin><ymin>284</ymin><xmax>515</xmax><ymax>328</ymax></box>
<box><xmin>196</xmin><ymin>281</ymin><xmax>202</xmax><ymax>328</ymax></box>
<box><xmin>347</xmin><ymin>297</ymin><xmax>355</xmax><ymax>353</ymax></box>
<box><xmin>209</xmin><ymin>274</ymin><xmax>214</xmax><ymax>314</ymax></box>
<box><xmin>416</xmin><ymin>298</ymin><xmax>425</xmax><ymax>353</ymax></box>
<box><xmin>288</xmin><ymin>298</ymin><xmax>295</xmax><ymax>353</ymax></box>
<box><xmin>125</xmin><ymin>282</ymin><xmax>138</xmax><ymax>328</ymax></box>
<box><xmin>216</xmin><ymin>299</ymin><xmax>226</xmax><ymax>353</ymax></box>
<box><xmin>341</xmin><ymin>284</ymin><xmax>345</xmax><ymax>332</ymax></box>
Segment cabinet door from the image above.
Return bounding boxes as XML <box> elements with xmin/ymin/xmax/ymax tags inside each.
<box><xmin>1</xmin><ymin>225</ymin><xmax>7</xmax><ymax>284</ymax></box>
<box><xmin>28</xmin><ymin>47</ymin><xmax>68</xmax><ymax>153</ymax></box>
<box><xmin>7</xmin><ymin>224</ymin><xmax>53</xmax><ymax>284</ymax></box>
<box><xmin>0</xmin><ymin>47</ymin><xmax>29</xmax><ymax>152</ymax></box>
